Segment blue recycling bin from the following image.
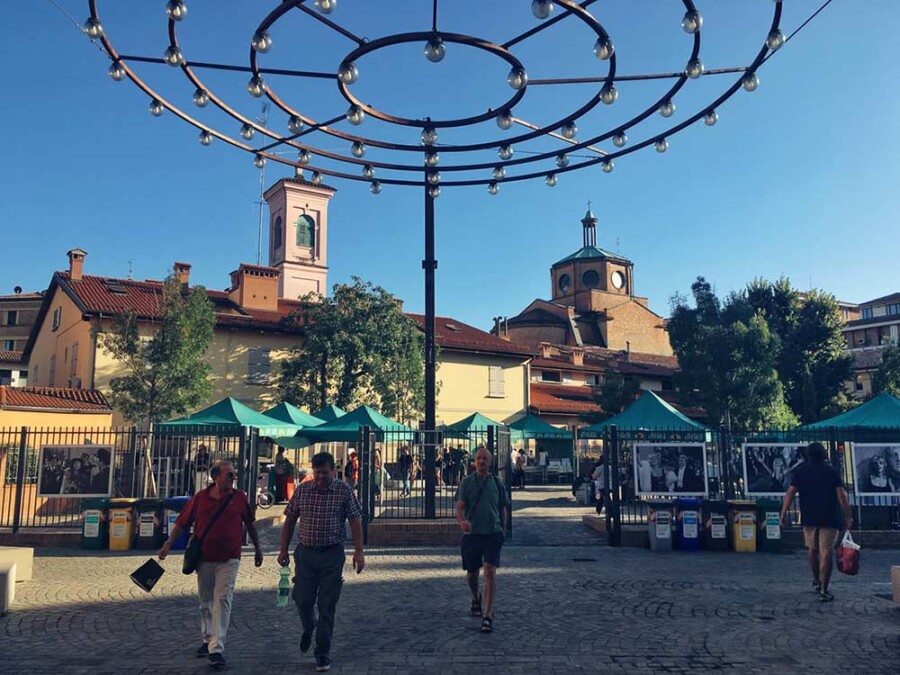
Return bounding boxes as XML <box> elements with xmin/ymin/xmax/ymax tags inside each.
<box><xmin>674</xmin><ymin>497</ymin><xmax>702</xmax><ymax>551</ymax></box>
<box><xmin>162</xmin><ymin>496</ymin><xmax>192</xmax><ymax>550</ymax></box>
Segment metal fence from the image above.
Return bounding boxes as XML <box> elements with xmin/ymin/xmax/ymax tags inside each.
<box><xmin>596</xmin><ymin>425</ymin><xmax>900</xmax><ymax>545</ymax></box>
<box><xmin>0</xmin><ymin>425</ymin><xmax>259</xmax><ymax>532</ymax></box>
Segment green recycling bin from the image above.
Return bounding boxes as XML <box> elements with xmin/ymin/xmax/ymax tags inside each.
<box><xmin>82</xmin><ymin>498</ymin><xmax>109</xmax><ymax>550</ymax></box>
<box><xmin>756</xmin><ymin>499</ymin><xmax>783</xmax><ymax>553</ymax></box>
<box><xmin>701</xmin><ymin>500</ymin><xmax>729</xmax><ymax>551</ymax></box>
<box><xmin>135</xmin><ymin>499</ymin><xmax>164</xmax><ymax>549</ymax></box>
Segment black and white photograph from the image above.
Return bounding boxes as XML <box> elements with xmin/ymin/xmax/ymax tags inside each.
<box><xmin>37</xmin><ymin>445</ymin><xmax>113</xmax><ymax>498</ymax></box>
<box><xmin>633</xmin><ymin>443</ymin><xmax>707</xmax><ymax>496</ymax></box>
<box><xmin>742</xmin><ymin>444</ymin><xmax>806</xmax><ymax>497</ymax></box>
<box><xmin>852</xmin><ymin>444</ymin><xmax>900</xmax><ymax>495</ymax></box>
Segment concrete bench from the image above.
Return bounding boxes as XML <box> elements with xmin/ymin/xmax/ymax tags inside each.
<box><xmin>892</xmin><ymin>566</ymin><xmax>900</xmax><ymax>604</ymax></box>
<box><xmin>0</xmin><ymin>562</ymin><xmax>15</xmax><ymax>616</ymax></box>
<box><xmin>0</xmin><ymin>547</ymin><xmax>33</xmax><ymax>582</ymax></box>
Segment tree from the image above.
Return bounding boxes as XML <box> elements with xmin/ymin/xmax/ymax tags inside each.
<box><xmin>595</xmin><ymin>372</ymin><xmax>641</xmax><ymax>419</ymax></box>
<box><xmin>279</xmin><ymin>278</ymin><xmax>426</xmax><ymax>423</ymax></box>
<box><xmin>873</xmin><ymin>345</ymin><xmax>900</xmax><ymax>397</ymax></box>
<box><xmin>95</xmin><ymin>276</ymin><xmax>216</xmax><ymax>427</ymax></box>
<box><xmin>668</xmin><ymin>277</ymin><xmax>797</xmax><ymax>430</ymax></box>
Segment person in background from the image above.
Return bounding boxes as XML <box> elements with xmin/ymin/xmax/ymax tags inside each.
<box><xmin>345</xmin><ymin>449</ymin><xmax>359</xmax><ymax>492</ymax></box>
<box><xmin>397</xmin><ymin>446</ymin><xmax>413</xmax><ymax>497</ymax></box>
<box><xmin>515</xmin><ymin>449</ymin><xmax>527</xmax><ymax>490</ymax></box>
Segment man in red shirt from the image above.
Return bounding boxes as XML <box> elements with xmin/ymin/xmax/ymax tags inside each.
<box><xmin>159</xmin><ymin>460</ymin><xmax>263</xmax><ymax>670</ymax></box>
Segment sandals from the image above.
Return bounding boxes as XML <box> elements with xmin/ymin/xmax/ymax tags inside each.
<box><xmin>481</xmin><ymin>617</ymin><xmax>493</xmax><ymax>633</ymax></box>
<box><xmin>470</xmin><ymin>594</ymin><xmax>483</xmax><ymax>617</ymax></box>
<box><xmin>819</xmin><ymin>590</ymin><xmax>834</xmax><ymax>603</ymax></box>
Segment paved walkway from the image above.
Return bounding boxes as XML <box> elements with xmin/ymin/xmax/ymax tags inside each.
<box><xmin>2</xmin><ymin>487</ymin><xmax>898</xmax><ymax>674</ymax></box>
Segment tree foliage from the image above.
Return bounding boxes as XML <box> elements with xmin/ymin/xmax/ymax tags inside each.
<box><xmin>595</xmin><ymin>372</ymin><xmax>641</xmax><ymax>420</ymax></box>
<box><xmin>873</xmin><ymin>345</ymin><xmax>900</xmax><ymax>397</ymax></box>
<box><xmin>95</xmin><ymin>276</ymin><xmax>215</xmax><ymax>427</ymax></box>
<box><xmin>279</xmin><ymin>278</ymin><xmax>425</xmax><ymax>424</ymax></box>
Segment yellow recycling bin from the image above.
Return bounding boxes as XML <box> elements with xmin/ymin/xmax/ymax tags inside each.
<box><xmin>728</xmin><ymin>500</ymin><xmax>757</xmax><ymax>553</ymax></box>
<box><xmin>108</xmin><ymin>498</ymin><xmax>139</xmax><ymax>551</ymax></box>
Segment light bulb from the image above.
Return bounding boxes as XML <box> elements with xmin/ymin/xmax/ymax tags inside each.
<box><xmin>545</xmin><ymin>173</ymin><xmax>558</xmax><ymax>187</ymax></box>
<box><xmin>704</xmin><ymin>110</ymin><xmax>718</xmax><ymax>126</ymax></box>
<box><xmin>424</xmin><ymin>36</ymin><xmax>446</xmax><ymax>63</ymax></box>
<box><xmin>601</xmin><ymin>159</ymin><xmax>614</xmax><ymax>173</ymax></box>
<box><xmin>427</xmin><ymin>171</ymin><xmax>441</xmax><ymax>185</ymax></box>
<box><xmin>686</xmin><ymin>58</ymin><xmax>704</xmax><ymax>79</ymax></box>
<box><xmin>166</xmin><ymin>1</ymin><xmax>187</xmax><ymax>21</ymax></box>
<box><xmin>498</xmin><ymin>144</ymin><xmax>514</xmax><ymax>160</ymax></box>
<box><xmin>556</xmin><ymin>154</ymin><xmax>570</xmax><ymax>169</ymax></box>
<box><xmin>240</xmin><ymin>123</ymin><xmax>255</xmax><ymax>140</ymax></box>
<box><xmin>492</xmin><ymin>166</ymin><xmax>506</xmax><ymax>180</ymax></box>
<box><xmin>531</xmin><ymin>1</ymin><xmax>554</xmax><ymax>20</ymax></box>
<box><xmin>298</xmin><ymin>149</ymin><xmax>311</xmax><ymax>164</ymax></box>
<box><xmin>108</xmin><ymin>62</ymin><xmax>126</xmax><ymax>82</ymax></box>
<box><xmin>488</xmin><ymin>182</ymin><xmax>499</xmax><ymax>195</ymax></box>
<box><xmin>600</xmin><ymin>85</ymin><xmax>618</xmax><ymax>105</ymax></box>
<box><xmin>288</xmin><ymin>116</ymin><xmax>304</xmax><ymax>134</ymax></box>
<box><xmin>198</xmin><ymin>130</ymin><xmax>212</xmax><ymax>146</ymax></box>
<box><xmin>421</xmin><ymin>127</ymin><xmax>438</xmax><ymax>145</ymax></box>
<box><xmin>311</xmin><ymin>171</ymin><xmax>323</xmax><ymax>185</ymax></box>
<box><xmin>148</xmin><ymin>99</ymin><xmax>164</xmax><ymax>116</ymax></box>
<box><xmin>659</xmin><ymin>100</ymin><xmax>676</xmax><ymax>118</ymax></box>
<box><xmin>362</xmin><ymin>165</ymin><xmax>375</xmax><ymax>179</ymax></box>
<box><xmin>425</xmin><ymin>151</ymin><xmax>440</xmax><ymax>167</ymax></box>
<box><xmin>655</xmin><ymin>138</ymin><xmax>668</xmax><ymax>153</ymax></box>
<box><xmin>593</xmin><ymin>37</ymin><xmax>614</xmax><ymax>60</ymax></box>
<box><xmin>428</xmin><ymin>186</ymin><xmax>441</xmax><ymax>199</ymax></box>
<box><xmin>682</xmin><ymin>10</ymin><xmax>702</xmax><ymax>34</ymax></box>
<box><xmin>338</xmin><ymin>61</ymin><xmax>359</xmax><ymax>84</ymax></box>
<box><xmin>251</xmin><ymin>30</ymin><xmax>272</xmax><ymax>53</ymax></box>
<box><xmin>612</xmin><ymin>132</ymin><xmax>627</xmax><ymax>148</ymax></box>
<box><xmin>314</xmin><ymin>0</ymin><xmax>336</xmax><ymax>15</ymax></box>
<box><xmin>370</xmin><ymin>180</ymin><xmax>382</xmax><ymax>195</ymax></box>
<box><xmin>561</xmin><ymin>121</ymin><xmax>577</xmax><ymax>139</ymax></box>
<box><xmin>83</xmin><ymin>17</ymin><xmax>103</xmax><ymax>39</ymax></box>
<box><xmin>351</xmin><ymin>141</ymin><xmax>366</xmax><ymax>158</ymax></box>
<box><xmin>507</xmin><ymin>67</ymin><xmax>527</xmax><ymax>90</ymax></box>
<box><xmin>247</xmin><ymin>76</ymin><xmax>266</xmax><ymax>97</ymax></box>
<box><xmin>497</xmin><ymin>111</ymin><xmax>513</xmax><ymax>130</ymax></box>
<box><xmin>192</xmin><ymin>88</ymin><xmax>209</xmax><ymax>107</ymax></box>
<box><xmin>742</xmin><ymin>73</ymin><xmax>760</xmax><ymax>92</ymax></box>
<box><xmin>766</xmin><ymin>29</ymin><xmax>785</xmax><ymax>51</ymax></box>
<box><xmin>163</xmin><ymin>45</ymin><xmax>184</xmax><ymax>67</ymax></box>
<box><xmin>346</xmin><ymin>104</ymin><xmax>365</xmax><ymax>125</ymax></box>
<box><xmin>254</xmin><ymin>154</ymin><xmax>266</xmax><ymax>168</ymax></box>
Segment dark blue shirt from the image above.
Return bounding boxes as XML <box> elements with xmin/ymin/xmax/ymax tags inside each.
<box><xmin>790</xmin><ymin>461</ymin><xmax>843</xmax><ymax>528</ymax></box>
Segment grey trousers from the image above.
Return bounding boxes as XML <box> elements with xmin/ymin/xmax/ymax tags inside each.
<box><xmin>292</xmin><ymin>545</ymin><xmax>345</xmax><ymax>657</ymax></box>
<box><xmin>196</xmin><ymin>558</ymin><xmax>240</xmax><ymax>655</ymax></box>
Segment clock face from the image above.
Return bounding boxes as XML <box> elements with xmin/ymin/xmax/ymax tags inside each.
<box><xmin>611</xmin><ymin>270</ymin><xmax>625</xmax><ymax>289</ymax></box>
<box><xmin>558</xmin><ymin>274</ymin><xmax>571</xmax><ymax>293</ymax></box>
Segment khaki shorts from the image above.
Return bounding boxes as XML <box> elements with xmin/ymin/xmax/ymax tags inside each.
<box><xmin>803</xmin><ymin>526</ymin><xmax>839</xmax><ymax>556</ymax></box>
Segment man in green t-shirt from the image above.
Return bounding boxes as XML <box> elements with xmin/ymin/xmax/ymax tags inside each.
<box><xmin>454</xmin><ymin>447</ymin><xmax>509</xmax><ymax>633</ymax></box>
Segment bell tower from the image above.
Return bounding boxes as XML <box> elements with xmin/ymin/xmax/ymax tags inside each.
<box><xmin>263</xmin><ymin>171</ymin><xmax>336</xmax><ymax>299</ymax></box>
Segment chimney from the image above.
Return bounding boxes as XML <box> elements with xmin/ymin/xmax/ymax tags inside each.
<box><xmin>493</xmin><ymin>316</ymin><xmax>502</xmax><ymax>336</ymax></box>
<box><xmin>570</xmin><ymin>348</ymin><xmax>584</xmax><ymax>366</ymax></box>
<box><xmin>626</xmin><ymin>341</ymin><xmax>631</xmax><ymax>361</ymax></box>
<box><xmin>227</xmin><ymin>263</ymin><xmax>280</xmax><ymax>312</ymax></box>
<box><xmin>540</xmin><ymin>343</ymin><xmax>554</xmax><ymax>359</ymax></box>
<box><xmin>67</xmin><ymin>248</ymin><xmax>87</xmax><ymax>281</ymax></box>
<box><xmin>173</xmin><ymin>262</ymin><xmax>192</xmax><ymax>286</ymax></box>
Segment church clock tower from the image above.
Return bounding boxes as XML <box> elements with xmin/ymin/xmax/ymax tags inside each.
<box><xmin>263</xmin><ymin>172</ymin><xmax>336</xmax><ymax>299</ymax></box>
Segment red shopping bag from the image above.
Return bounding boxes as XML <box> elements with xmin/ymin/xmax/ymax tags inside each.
<box><xmin>836</xmin><ymin>531</ymin><xmax>860</xmax><ymax>576</ymax></box>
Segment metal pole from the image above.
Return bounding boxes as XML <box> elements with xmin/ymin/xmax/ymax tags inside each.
<box><xmin>11</xmin><ymin>427</ymin><xmax>28</xmax><ymax>534</ymax></box>
<box><xmin>609</xmin><ymin>424</ymin><xmax>621</xmax><ymax>547</ymax></box>
<box><xmin>720</xmin><ymin>427</ymin><xmax>733</xmax><ymax>501</ymax></box>
<box><xmin>423</xmin><ymin>182</ymin><xmax>437</xmax><ymax>519</ymax></box>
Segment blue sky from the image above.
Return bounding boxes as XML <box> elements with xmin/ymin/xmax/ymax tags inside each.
<box><xmin>2</xmin><ymin>1</ymin><xmax>898</xmax><ymax>330</ymax></box>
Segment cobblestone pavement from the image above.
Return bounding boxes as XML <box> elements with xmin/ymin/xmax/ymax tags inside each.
<box><xmin>2</xmin><ymin>486</ymin><xmax>898</xmax><ymax>674</ymax></box>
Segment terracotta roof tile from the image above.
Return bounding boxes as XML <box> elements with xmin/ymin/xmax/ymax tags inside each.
<box><xmin>0</xmin><ymin>350</ymin><xmax>24</xmax><ymax>364</ymax></box>
<box><xmin>407</xmin><ymin>314</ymin><xmax>533</xmax><ymax>357</ymax></box>
<box><xmin>0</xmin><ymin>386</ymin><xmax>111</xmax><ymax>411</ymax></box>
<box><xmin>529</xmin><ymin>382</ymin><xmax>602</xmax><ymax>415</ymax></box>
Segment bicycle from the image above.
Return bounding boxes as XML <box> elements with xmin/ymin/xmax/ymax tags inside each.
<box><xmin>256</xmin><ymin>476</ymin><xmax>276</xmax><ymax>509</ymax></box>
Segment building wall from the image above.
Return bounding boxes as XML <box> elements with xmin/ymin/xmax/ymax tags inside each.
<box><xmin>605</xmin><ymin>301</ymin><xmax>673</xmax><ymax>355</ymax></box>
<box><xmin>507</xmin><ymin>324</ymin><xmax>569</xmax><ymax>349</ymax></box>
<box><xmin>27</xmin><ymin>287</ymin><xmax>94</xmax><ymax>388</ymax></box>
<box><xmin>0</xmin><ymin>408</ymin><xmax>113</xmax><ymax>429</ymax></box>
<box><xmin>0</xmin><ymin>296</ymin><xmax>42</xmax><ymax>353</ymax></box>
<box><xmin>435</xmin><ymin>351</ymin><xmax>529</xmax><ymax>426</ymax></box>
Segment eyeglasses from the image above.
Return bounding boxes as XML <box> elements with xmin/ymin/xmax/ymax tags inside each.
<box><xmin>224</xmin><ymin>472</ymin><xmax>236</xmax><ymax>479</ymax></box>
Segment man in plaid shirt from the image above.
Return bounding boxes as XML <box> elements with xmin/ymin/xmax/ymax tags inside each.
<box><xmin>278</xmin><ymin>451</ymin><xmax>364</xmax><ymax>672</ymax></box>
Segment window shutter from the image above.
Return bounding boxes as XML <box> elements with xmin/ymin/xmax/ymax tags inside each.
<box><xmin>488</xmin><ymin>365</ymin><xmax>505</xmax><ymax>398</ymax></box>
<box><xmin>248</xmin><ymin>347</ymin><xmax>271</xmax><ymax>385</ymax></box>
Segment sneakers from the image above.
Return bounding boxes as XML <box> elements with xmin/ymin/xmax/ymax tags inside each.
<box><xmin>819</xmin><ymin>590</ymin><xmax>834</xmax><ymax>603</ymax></box>
<box><xmin>481</xmin><ymin>616</ymin><xmax>494</xmax><ymax>633</ymax></box>
<box><xmin>196</xmin><ymin>643</ymin><xmax>209</xmax><ymax>658</ymax></box>
<box><xmin>315</xmin><ymin>655</ymin><xmax>331</xmax><ymax>672</ymax></box>
<box><xmin>208</xmin><ymin>652</ymin><xmax>227</xmax><ymax>670</ymax></box>
<box><xmin>300</xmin><ymin>629</ymin><xmax>313</xmax><ymax>654</ymax></box>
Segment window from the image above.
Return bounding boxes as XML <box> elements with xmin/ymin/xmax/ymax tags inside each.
<box><xmin>51</xmin><ymin>306</ymin><xmax>62</xmax><ymax>330</ymax></box>
<box><xmin>586</xmin><ymin>373</ymin><xmax>603</xmax><ymax>387</ymax></box>
<box><xmin>581</xmin><ymin>269</ymin><xmax>600</xmax><ymax>288</ymax></box>
<box><xmin>558</xmin><ymin>274</ymin><xmax>571</xmax><ymax>293</ymax></box>
<box><xmin>49</xmin><ymin>355</ymin><xmax>56</xmax><ymax>387</ymax></box>
<box><xmin>247</xmin><ymin>347</ymin><xmax>271</xmax><ymax>385</ymax></box>
<box><xmin>31</xmin><ymin>365</ymin><xmax>38</xmax><ymax>386</ymax></box>
<box><xmin>855</xmin><ymin>377</ymin><xmax>864</xmax><ymax>391</ymax></box>
<box><xmin>18</xmin><ymin>370</ymin><xmax>27</xmax><ymax>386</ymax></box>
<box><xmin>2</xmin><ymin>339</ymin><xmax>14</xmax><ymax>351</ymax></box>
<box><xmin>5</xmin><ymin>311</ymin><xmax>17</xmax><ymax>326</ymax></box>
<box><xmin>272</xmin><ymin>216</ymin><xmax>283</xmax><ymax>250</ymax></box>
<box><xmin>70</xmin><ymin>342</ymin><xmax>79</xmax><ymax>377</ymax></box>
<box><xmin>540</xmin><ymin>370</ymin><xmax>561</xmax><ymax>383</ymax></box>
<box><xmin>0</xmin><ymin>369</ymin><xmax>11</xmax><ymax>386</ymax></box>
<box><xmin>487</xmin><ymin>365</ymin><xmax>505</xmax><ymax>398</ymax></box>
<box><xmin>296</xmin><ymin>214</ymin><xmax>316</xmax><ymax>248</ymax></box>
<box><xmin>888</xmin><ymin>303</ymin><xmax>900</xmax><ymax>316</ymax></box>
<box><xmin>861</xmin><ymin>307</ymin><xmax>873</xmax><ymax>319</ymax></box>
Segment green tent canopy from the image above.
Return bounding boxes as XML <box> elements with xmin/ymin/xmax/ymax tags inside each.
<box><xmin>578</xmin><ymin>390</ymin><xmax>708</xmax><ymax>439</ymax></box>
<box><xmin>263</xmin><ymin>402</ymin><xmax>325</xmax><ymax>428</ymax></box>
<box><xmin>441</xmin><ymin>412</ymin><xmax>504</xmax><ymax>433</ymax></box>
<box><xmin>156</xmin><ymin>397</ymin><xmax>302</xmax><ymax>437</ymax></box>
<box><xmin>799</xmin><ymin>392</ymin><xmax>900</xmax><ymax>430</ymax></box>
<box><xmin>301</xmin><ymin>405</ymin><xmax>414</xmax><ymax>443</ymax></box>
<box><xmin>312</xmin><ymin>404</ymin><xmax>347</xmax><ymax>423</ymax></box>
<box><xmin>509</xmin><ymin>413</ymin><xmax>572</xmax><ymax>440</ymax></box>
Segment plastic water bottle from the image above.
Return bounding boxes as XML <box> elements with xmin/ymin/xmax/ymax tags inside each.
<box><xmin>277</xmin><ymin>565</ymin><xmax>291</xmax><ymax>608</ymax></box>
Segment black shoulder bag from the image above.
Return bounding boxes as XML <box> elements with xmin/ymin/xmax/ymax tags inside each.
<box><xmin>182</xmin><ymin>491</ymin><xmax>236</xmax><ymax>575</ymax></box>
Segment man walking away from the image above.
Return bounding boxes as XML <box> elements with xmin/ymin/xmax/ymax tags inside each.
<box><xmin>592</xmin><ymin>457</ymin><xmax>607</xmax><ymax>514</ymax></box>
<box><xmin>397</xmin><ymin>446</ymin><xmax>413</xmax><ymax>496</ymax></box>
<box><xmin>278</xmin><ymin>452</ymin><xmax>365</xmax><ymax>672</ymax></box>
<box><xmin>159</xmin><ymin>460</ymin><xmax>263</xmax><ymax>670</ymax></box>
<box><xmin>455</xmin><ymin>448</ymin><xmax>509</xmax><ymax>633</ymax></box>
<box><xmin>780</xmin><ymin>442</ymin><xmax>852</xmax><ymax>602</ymax></box>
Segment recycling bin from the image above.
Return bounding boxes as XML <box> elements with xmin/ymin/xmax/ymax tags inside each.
<box><xmin>108</xmin><ymin>498</ymin><xmax>139</xmax><ymax>551</ymax></box>
<box><xmin>701</xmin><ymin>500</ymin><xmax>729</xmax><ymax>551</ymax></box>
<box><xmin>647</xmin><ymin>500</ymin><xmax>673</xmax><ymax>552</ymax></box>
<box><xmin>135</xmin><ymin>499</ymin><xmax>164</xmax><ymax>549</ymax></box>
<box><xmin>674</xmin><ymin>497</ymin><xmax>702</xmax><ymax>552</ymax></box>
<box><xmin>756</xmin><ymin>499</ymin><xmax>783</xmax><ymax>553</ymax></box>
<box><xmin>162</xmin><ymin>495</ymin><xmax>192</xmax><ymax>550</ymax></box>
<box><xmin>728</xmin><ymin>500</ymin><xmax>757</xmax><ymax>553</ymax></box>
<box><xmin>81</xmin><ymin>498</ymin><xmax>109</xmax><ymax>550</ymax></box>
